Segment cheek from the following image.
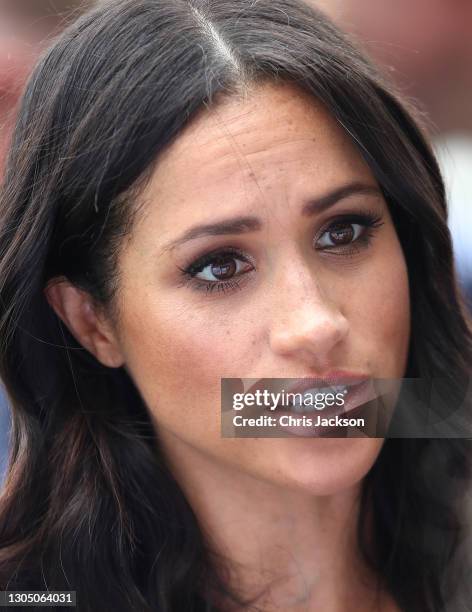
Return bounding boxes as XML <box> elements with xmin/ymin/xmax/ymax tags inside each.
<box><xmin>117</xmin><ymin>292</ymin><xmax>260</xmax><ymax>434</ymax></box>
<box><xmin>347</xmin><ymin>235</ymin><xmax>411</xmax><ymax>376</ymax></box>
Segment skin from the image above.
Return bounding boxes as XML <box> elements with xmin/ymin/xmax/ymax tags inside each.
<box><xmin>47</xmin><ymin>82</ymin><xmax>409</xmax><ymax>611</ymax></box>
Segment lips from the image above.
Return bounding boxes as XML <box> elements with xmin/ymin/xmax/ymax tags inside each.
<box><xmin>284</xmin><ymin>373</ymin><xmax>371</xmax><ymax>397</ymax></box>
<box><xmin>244</xmin><ymin>373</ymin><xmax>372</xmax><ymax>408</ymax></box>
<box><xmin>290</xmin><ymin>385</ymin><xmax>348</xmax><ymax>412</ymax></box>
<box><xmin>242</xmin><ymin>374</ymin><xmax>376</xmax><ymax>417</ymax></box>
<box><xmin>223</xmin><ymin>375</ymin><xmax>398</xmax><ymax>438</ymax></box>
<box><xmin>276</xmin><ymin>378</ymin><xmax>379</xmax><ymax>437</ymax></box>
<box><xmin>286</xmin><ymin>379</ymin><xmax>374</xmax><ymax>413</ymax></box>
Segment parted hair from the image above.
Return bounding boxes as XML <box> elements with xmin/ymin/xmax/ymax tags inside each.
<box><xmin>0</xmin><ymin>1</ymin><xmax>471</xmax><ymax>610</ymax></box>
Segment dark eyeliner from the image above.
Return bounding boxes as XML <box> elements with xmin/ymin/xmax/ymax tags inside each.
<box><xmin>178</xmin><ymin>209</ymin><xmax>384</xmax><ymax>293</ymax></box>
<box><xmin>315</xmin><ymin>210</ymin><xmax>384</xmax><ymax>254</ymax></box>
<box><xmin>178</xmin><ymin>246</ymin><xmax>250</xmax><ymax>278</ymax></box>
<box><xmin>177</xmin><ymin>246</ymin><xmax>253</xmax><ymax>294</ymax></box>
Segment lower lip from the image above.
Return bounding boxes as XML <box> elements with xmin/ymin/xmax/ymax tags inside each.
<box><xmin>272</xmin><ymin>379</ymin><xmax>378</xmax><ymax>438</ymax></box>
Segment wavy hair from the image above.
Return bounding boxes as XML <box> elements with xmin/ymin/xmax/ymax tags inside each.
<box><xmin>0</xmin><ymin>0</ymin><xmax>471</xmax><ymax>610</ymax></box>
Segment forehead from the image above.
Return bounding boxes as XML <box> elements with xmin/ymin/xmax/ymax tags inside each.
<box><xmin>132</xmin><ymin>81</ymin><xmax>375</xmax><ymax>234</ymax></box>
<box><xmin>158</xmin><ymin>82</ymin><xmax>365</xmax><ymax>173</ymax></box>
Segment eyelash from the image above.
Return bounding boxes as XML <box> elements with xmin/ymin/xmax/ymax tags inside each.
<box><xmin>178</xmin><ymin>210</ymin><xmax>384</xmax><ymax>295</ymax></box>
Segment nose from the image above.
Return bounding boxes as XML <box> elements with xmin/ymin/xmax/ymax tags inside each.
<box><xmin>268</xmin><ymin>262</ymin><xmax>349</xmax><ymax>369</ymax></box>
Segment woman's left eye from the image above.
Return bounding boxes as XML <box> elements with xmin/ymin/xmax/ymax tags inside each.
<box><xmin>316</xmin><ymin>222</ymin><xmax>364</xmax><ymax>248</ymax></box>
<box><xmin>314</xmin><ymin>212</ymin><xmax>384</xmax><ymax>252</ymax></box>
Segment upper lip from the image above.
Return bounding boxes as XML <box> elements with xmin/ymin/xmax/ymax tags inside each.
<box><xmin>245</xmin><ymin>372</ymin><xmax>371</xmax><ymax>397</ymax></box>
<box><xmin>284</xmin><ymin>372</ymin><xmax>371</xmax><ymax>396</ymax></box>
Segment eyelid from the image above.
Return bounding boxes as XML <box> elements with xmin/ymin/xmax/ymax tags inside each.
<box><xmin>316</xmin><ymin>221</ymin><xmax>364</xmax><ymax>248</ymax></box>
<box><xmin>177</xmin><ymin>247</ymin><xmax>256</xmax><ymax>295</ymax></box>
<box><xmin>181</xmin><ymin>210</ymin><xmax>382</xmax><ymax>267</ymax></box>
<box><xmin>178</xmin><ymin>208</ymin><xmax>384</xmax><ymax>294</ymax></box>
<box><xmin>315</xmin><ymin>209</ymin><xmax>382</xmax><ymax>235</ymax></box>
<box><xmin>314</xmin><ymin>210</ymin><xmax>384</xmax><ymax>257</ymax></box>
<box><xmin>179</xmin><ymin>246</ymin><xmax>254</xmax><ymax>277</ymax></box>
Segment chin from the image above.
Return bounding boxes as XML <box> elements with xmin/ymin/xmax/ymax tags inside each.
<box><xmin>267</xmin><ymin>437</ymin><xmax>384</xmax><ymax>496</ymax></box>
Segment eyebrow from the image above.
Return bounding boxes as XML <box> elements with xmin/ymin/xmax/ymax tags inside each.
<box><xmin>162</xmin><ymin>181</ymin><xmax>382</xmax><ymax>252</ymax></box>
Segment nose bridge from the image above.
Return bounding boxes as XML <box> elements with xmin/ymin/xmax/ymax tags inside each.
<box><xmin>274</xmin><ymin>252</ymin><xmax>331</xmax><ymax>313</ymax></box>
<box><xmin>268</xmin><ymin>254</ymin><xmax>349</xmax><ymax>359</ymax></box>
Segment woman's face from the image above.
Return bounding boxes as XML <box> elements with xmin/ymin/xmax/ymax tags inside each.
<box><xmin>109</xmin><ymin>82</ymin><xmax>411</xmax><ymax>495</ymax></box>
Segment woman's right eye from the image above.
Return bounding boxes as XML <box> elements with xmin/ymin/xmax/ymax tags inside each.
<box><xmin>179</xmin><ymin>248</ymin><xmax>255</xmax><ymax>293</ymax></box>
<box><xmin>193</xmin><ymin>254</ymin><xmax>253</xmax><ymax>282</ymax></box>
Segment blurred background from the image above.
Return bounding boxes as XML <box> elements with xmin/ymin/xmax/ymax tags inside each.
<box><xmin>0</xmin><ymin>0</ymin><xmax>471</xmax><ymax>484</ymax></box>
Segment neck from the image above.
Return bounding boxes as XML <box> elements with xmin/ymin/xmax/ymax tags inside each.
<box><xmin>159</xmin><ymin>433</ymin><xmax>397</xmax><ymax>612</ymax></box>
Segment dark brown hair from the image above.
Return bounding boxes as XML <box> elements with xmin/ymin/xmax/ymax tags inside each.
<box><xmin>0</xmin><ymin>0</ymin><xmax>471</xmax><ymax>610</ymax></box>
